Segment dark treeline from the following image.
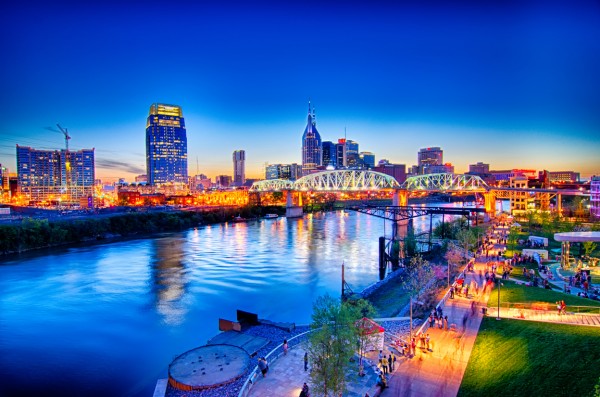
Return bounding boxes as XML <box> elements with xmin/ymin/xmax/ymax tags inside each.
<box><xmin>0</xmin><ymin>205</ymin><xmax>284</xmax><ymax>255</ymax></box>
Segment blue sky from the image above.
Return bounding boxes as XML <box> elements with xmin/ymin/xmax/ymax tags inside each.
<box><xmin>1</xmin><ymin>1</ymin><xmax>599</xmax><ymax>182</ymax></box>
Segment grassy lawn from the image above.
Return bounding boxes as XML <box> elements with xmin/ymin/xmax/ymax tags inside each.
<box><xmin>458</xmin><ymin>318</ymin><xmax>600</xmax><ymax>397</ymax></box>
<box><xmin>365</xmin><ymin>276</ymin><xmax>411</xmax><ymax>318</ymax></box>
<box><xmin>487</xmin><ymin>280</ymin><xmax>600</xmax><ymax>310</ymax></box>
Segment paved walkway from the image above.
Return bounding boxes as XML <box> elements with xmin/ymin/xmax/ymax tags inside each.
<box><xmin>247</xmin><ymin>340</ymin><xmax>380</xmax><ymax>397</ymax></box>
<box><xmin>384</xmin><ymin>259</ymin><xmax>492</xmax><ymax>397</ymax></box>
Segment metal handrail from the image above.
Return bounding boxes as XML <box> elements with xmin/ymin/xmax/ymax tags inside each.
<box><xmin>237</xmin><ymin>329</ymin><xmax>314</xmax><ymax>397</ymax></box>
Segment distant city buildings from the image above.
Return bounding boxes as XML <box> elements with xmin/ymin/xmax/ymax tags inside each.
<box><xmin>418</xmin><ymin>147</ymin><xmax>443</xmax><ymax>174</ymax></box>
<box><xmin>345</xmin><ymin>139</ymin><xmax>359</xmax><ymax>167</ymax></box>
<box><xmin>426</xmin><ymin>163</ymin><xmax>455</xmax><ymax>174</ymax></box>
<box><xmin>509</xmin><ymin>175</ymin><xmax>528</xmax><ymax>213</ymax></box>
<box><xmin>335</xmin><ymin>139</ymin><xmax>347</xmax><ymax>168</ymax></box>
<box><xmin>135</xmin><ymin>174</ymin><xmax>148</xmax><ymax>184</ymax></box>
<box><xmin>215</xmin><ymin>175</ymin><xmax>232</xmax><ymax>188</ymax></box>
<box><xmin>16</xmin><ymin>145</ymin><xmax>95</xmax><ymax>204</ymax></box>
<box><xmin>359</xmin><ymin>152</ymin><xmax>375</xmax><ymax>169</ymax></box>
<box><xmin>490</xmin><ymin>169</ymin><xmax>537</xmax><ymax>183</ymax></box>
<box><xmin>591</xmin><ymin>176</ymin><xmax>600</xmax><ymax>218</ymax></box>
<box><xmin>466</xmin><ymin>163</ymin><xmax>495</xmax><ymax>186</ymax></box>
<box><xmin>373</xmin><ymin>163</ymin><xmax>407</xmax><ymax>184</ymax></box>
<box><xmin>266</xmin><ymin>163</ymin><xmax>302</xmax><ymax>180</ymax></box>
<box><xmin>322</xmin><ymin>141</ymin><xmax>336</xmax><ymax>168</ymax></box>
<box><xmin>539</xmin><ymin>170</ymin><xmax>580</xmax><ymax>184</ymax></box>
<box><xmin>469</xmin><ymin>162</ymin><xmax>490</xmax><ymax>174</ymax></box>
<box><xmin>146</xmin><ymin>103</ymin><xmax>188</xmax><ymax>185</ymax></box>
<box><xmin>233</xmin><ymin>150</ymin><xmax>246</xmax><ymax>186</ymax></box>
<box><xmin>301</xmin><ymin>102</ymin><xmax>322</xmax><ymax>173</ymax></box>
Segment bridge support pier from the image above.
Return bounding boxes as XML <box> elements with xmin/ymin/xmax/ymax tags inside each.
<box><xmin>393</xmin><ymin>189</ymin><xmax>408</xmax><ymax>207</ymax></box>
<box><xmin>484</xmin><ymin>192</ymin><xmax>496</xmax><ymax>219</ymax></box>
<box><xmin>285</xmin><ymin>190</ymin><xmax>303</xmax><ymax>218</ymax></box>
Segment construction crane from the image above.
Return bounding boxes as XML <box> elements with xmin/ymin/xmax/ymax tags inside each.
<box><xmin>56</xmin><ymin>124</ymin><xmax>71</xmax><ymax>203</ymax></box>
<box><xmin>56</xmin><ymin>124</ymin><xmax>71</xmax><ymax>152</ymax></box>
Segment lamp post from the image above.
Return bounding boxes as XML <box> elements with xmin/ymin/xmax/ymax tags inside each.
<box><xmin>496</xmin><ymin>278</ymin><xmax>501</xmax><ymax>320</ymax></box>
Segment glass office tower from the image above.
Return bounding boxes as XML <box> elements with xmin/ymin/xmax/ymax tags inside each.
<box><xmin>301</xmin><ymin>102</ymin><xmax>322</xmax><ymax>173</ymax></box>
<box><xmin>146</xmin><ymin>104</ymin><xmax>188</xmax><ymax>185</ymax></box>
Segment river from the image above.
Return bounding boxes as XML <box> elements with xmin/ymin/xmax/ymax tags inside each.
<box><xmin>0</xmin><ymin>204</ymin><xmax>503</xmax><ymax>397</ymax></box>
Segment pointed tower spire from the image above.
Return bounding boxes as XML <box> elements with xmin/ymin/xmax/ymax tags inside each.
<box><xmin>312</xmin><ymin>106</ymin><xmax>316</xmax><ymax>126</ymax></box>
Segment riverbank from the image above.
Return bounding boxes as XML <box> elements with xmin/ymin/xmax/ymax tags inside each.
<box><xmin>0</xmin><ymin>205</ymin><xmax>285</xmax><ymax>256</ymax></box>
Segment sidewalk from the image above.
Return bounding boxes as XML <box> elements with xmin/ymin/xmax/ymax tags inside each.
<box><xmin>247</xmin><ymin>340</ymin><xmax>380</xmax><ymax>397</ymax></box>
<box><xmin>385</xmin><ymin>259</ymin><xmax>492</xmax><ymax>397</ymax></box>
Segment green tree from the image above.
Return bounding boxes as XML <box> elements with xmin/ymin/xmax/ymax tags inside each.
<box><xmin>348</xmin><ymin>299</ymin><xmax>375</xmax><ymax>375</ymax></box>
<box><xmin>404</xmin><ymin>227</ymin><xmax>418</xmax><ymax>258</ymax></box>
<box><xmin>433</xmin><ymin>220</ymin><xmax>453</xmax><ymax>240</ymax></box>
<box><xmin>444</xmin><ymin>243</ymin><xmax>463</xmax><ymax>287</ymax></box>
<box><xmin>308</xmin><ymin>294</ymin><xmax>360</xmax><ymax>397</ymax></box>
<box><xmin>456</xmin><ymin>228</ymin><xmax>477</xmax><ymax>261</ymax></box>
<box><xmin>507</xmin><ymin>226</ymin><xmax>520</xmax><ymax>253</ymax></box>
<box><xmin>583</xmin><ymin>241</ymin><xmax>597</xmax><ymax>257</ymax></box>
<box><xmin>401</xmin><ymin>256</ymin><xmax>435</xmax><ymax>341</ymax></box>
<box><xmin>525</xmin><ymin>210</ymin><xmax>536</xmax><ymax>232</ymax></box>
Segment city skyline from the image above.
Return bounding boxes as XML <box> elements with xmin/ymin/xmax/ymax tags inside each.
<box><xmin>1</xmin><ymin>1</ymin><xmax>600</xmax><ymax>182</ymax></box>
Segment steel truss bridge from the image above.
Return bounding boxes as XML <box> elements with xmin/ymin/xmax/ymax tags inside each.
<box><xmin>250</xmin><ymin>170</ymin><xmax>401</xmax><ymax>192</ymax></box>
<box><xmin>250</xmin><ymin>171</ymin><xmax>588</xmax><ymax>215</ymax></box>
<box><xmin>400</xmin><ymin>173</ymin><xmax>489</xmax><ymax>192</ymax></box>
<box><xmin>348</xmin><ymin>204</ymin><xmax>487</xmax><ymax>222</ymax></box>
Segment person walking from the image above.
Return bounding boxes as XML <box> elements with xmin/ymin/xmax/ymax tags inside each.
<box><xmin>258</xmin><ymin>357</ymin><xmax>268</xmax><ymax>377</ymax></box>
<box><xmin>299</xmin><ymin>382</ymin><xmax>310</xmax><ymax>397</ymax></box>
<box><xmin>389</xmin><ymin>351</ymin><xmax>395</xmax><ymax>372</ymax></box>
<box><xmin>304</xmin><ymin>352</ymin><xmax>309</xmax><ymax>371</ymax></box>
<box><xmin>283</xmin><ymin>339</ymin><xmax>288</xmax><ymax>355</ymax></box>
<box><xmin>381</xmin><ymin>355</ymin><xmax>388</xmax><ymax>374</ymax></box>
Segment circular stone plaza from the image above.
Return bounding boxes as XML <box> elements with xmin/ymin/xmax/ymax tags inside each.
<box><xmin>168</xmin><ymin>344</ymin><xmax>251</xmax><ymax>391</ymax></box>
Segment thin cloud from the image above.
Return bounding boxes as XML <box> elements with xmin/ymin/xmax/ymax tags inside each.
<box><xmin>96</xmin><ymin>158</ymin><xmax>145</xmax><ymax>174</ymax></box>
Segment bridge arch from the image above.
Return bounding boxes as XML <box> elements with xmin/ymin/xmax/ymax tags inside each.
<box><xmin>400</xmin><ymin>173</ymin><xmax>490</xmax><ymax>192</ymax></box>
<box><xmin>293</xmin><ymin>170</ymin><xmax>401</xmax><ymax>191</ymax></box>
<box><xmin>249</xmin><ymin>179</ymin><xmax>294</xmax><ymax>192</ymax></box>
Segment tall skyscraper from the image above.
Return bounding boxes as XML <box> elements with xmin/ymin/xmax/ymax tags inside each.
<box><xmin>418</xmin><ymin>147</ymin><xmax>443</xmax><ymax>174</ymax></box>
<box><xmin>146</xmin><ymin>103</ymin><xmax>188</xmax><ymax>185</ymax></box>
<box><xmin>301</xmin><ymin>102</ymin><xmax>322</xmax><ymax>173</ymax></box>
<box><xmin>322</xmin><ymin>141</ymin><xmax>336</xmax><ymax>168</ymax></box>
<box><xmin>16</xmin><ymin>145</ymin><xmax>95</xmax><ymax>203</ymax></box>
<box><xmin>233</xmin><ymin>150</ymin><xmax>246</xmax><ymax>186</ymax></box>
<box><xmin>346</xmin><ymin>139</ymin><xmax>359</xmax><ymax>167</ymax></box>
<box><xmin>336</xmin><ymin>139</ymin><xmax>347</xmax><ymax>168</ymax></box>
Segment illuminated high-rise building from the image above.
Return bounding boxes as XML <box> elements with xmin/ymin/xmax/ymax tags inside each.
<box><xmin>146</xmin><ymin>103</ymin><xmax>188</xmax><ymax>185</ymax></box>
<box><xmin>418</xmin><ymin>147</ymin><xmax>443</xmax><ymax>174</ymax></box>
<box><xmin>346</xmin><ymin>139</ymin><xmax>359</xmax><ymax>167</ymax></box>
<box><xmin>233</xmin><ymin>150</ymin><xmax>246</xmax><ymax>186</ymax></box>
<box><xmin>16</xmin><ymin>145</ymin><xmax>95</xmax><ymax>203</ymax></box>
<box><xmin>322</xmin><ymin>141</ymin><xmax>336</xmax><ymax>168</ymax></box>
<box><xmin>301</xmin><ymin>102</ymin><xmax>322</xmax><ymax>173</ymax></box>
<box><xmin>359</xmin><ymin>152</ymin><xmax>375</xmax><ymax>169</ymax></box>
